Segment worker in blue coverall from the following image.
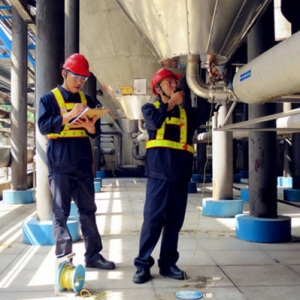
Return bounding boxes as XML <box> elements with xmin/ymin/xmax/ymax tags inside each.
<box><xmin>133</xmin><ymin>68</ymin><xmax>205</xmax><ymax>284</ymax></box>
<box><xmin>38</xmin><ymin>53</ymin><xmax>115</xmax><ymax>270</ymax></box>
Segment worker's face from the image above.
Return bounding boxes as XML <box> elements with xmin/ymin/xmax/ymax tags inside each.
<box><xmin>158</xmin><ymin>76</ymin><xmax>179</xmax><ymax>97</ymax></box>
<box><xmin>62</xmin><ymin>70</ymin><xmax>88</xmax><ymax>94</ymax></box>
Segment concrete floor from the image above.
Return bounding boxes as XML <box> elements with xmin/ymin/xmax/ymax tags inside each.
<box><xmin>1</xmin><ymin>177</ymin><xmax>300</xmax><ymax>300</ymax></box>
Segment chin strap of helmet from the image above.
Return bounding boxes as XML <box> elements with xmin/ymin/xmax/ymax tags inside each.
<box><xmin>157</xmin><ymin>85</ymin><xmax>171</xmax><ymax>99</ymax></box>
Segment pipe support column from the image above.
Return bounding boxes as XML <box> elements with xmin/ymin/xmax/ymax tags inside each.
<box><xmin>35</xmin><ymin>0</ymin><xmax>64</xmax><ymax>221</ymax></box>
<box><xmin>212</xmin><ymin>104</ymin><xmax>233</xmax><ymax>200</ymax></box>
<box><xmin>65</xmin><ymin>0</ymin><xmax>79</xmax><ymax>57</ymax></box>
<box><xmin>10</xmin><ymin>4</ymin><xmax>28</xmax><ymax>190</ymax></box>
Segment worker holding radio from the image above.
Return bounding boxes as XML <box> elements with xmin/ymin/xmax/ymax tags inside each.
<box><xmin>133</xmin><ymin>68</ymin><xmax>204</xmax><ymax>284</ymax></box>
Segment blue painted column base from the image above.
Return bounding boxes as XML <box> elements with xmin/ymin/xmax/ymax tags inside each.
<box><xmin>283</xmin><ymin>188</ymin><xmax>300</xmax><ymax>202</ymax></box>
<box><xmin>236</xmin><ymin>214</ymin><xmax>291</xmax><ymax>243</ymax></box>
<box><xmin>188</xmin><ymin>181</ymin><xmax>197</xmax><ymax>193</ymax></box>
<box><xmin>240</xmin><ymin>188</ymin><xmax>249</xmax><ymax>202</ymax></box>
<box><xmin>22</xmin><ymin>217</ymin><xmax>80</xmax><ymax>245</ymax></box>
<box><xmin>191</xmin><ymin>173</ymin><xmax>212</xmax><ymax>183</ymax></box>
<box><xmin>277</xmin><ymin>176</ymin><xmax>293</xmax><ymax>187</ymax></box>
<box><xmin>94</xmin><ymin>181</ymin><xmax>101</xmax><ymax>192</ymax></box>
<box><xmin>94</xmin><ymin>177</ymin><xmax>102</xmax><ymax>188</ymax></box>
<box><xmin>70</xmin><ymin>202</ymin><xmax>79</xmax><ymax>218</ymax></box>
<box><xmin>2</xmin><ymin>188</ymin><xmax>35</xmax><ymax>204</ymax></box>
<box><xmin>202</xmin><ymin>198</ymin><xmax>243</xmax><ymax>217</ymax></box>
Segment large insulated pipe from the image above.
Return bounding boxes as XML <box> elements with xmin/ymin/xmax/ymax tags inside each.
<box><xmin>186</xmin><ymin>54</ymin><xmax>233</xmax><ymax>102</ymax></box>
<box><xmin>233</xmin><ymin>31</ymin><xmax>300</xmax><ymax>104</ymax></box>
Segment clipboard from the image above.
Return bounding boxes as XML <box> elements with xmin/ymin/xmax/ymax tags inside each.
<box><xmin>69</xmin><ymin>107</ymin><xmax>109</xmax><ymax>125</ymax></box>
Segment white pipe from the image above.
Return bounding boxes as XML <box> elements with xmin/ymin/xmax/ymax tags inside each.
<box><xmin>277</xmin><ymin>114</ymin><xmax>300</xmax><ymax>129</ymax></box>
<box><xmin>233</xmin><ymin>31</ymin><xmax>300</xmax><ymax>104</ymax></box>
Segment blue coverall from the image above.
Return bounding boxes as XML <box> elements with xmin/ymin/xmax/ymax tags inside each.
<box><xmin>134</xmin><ymin>98</ymin><xmax>201</xmax><ymax>270</ymax></box>
<box><xmin>38</xmin><ymin>85</ymin><xmax>103</xmax><ymax>262</ymax></box>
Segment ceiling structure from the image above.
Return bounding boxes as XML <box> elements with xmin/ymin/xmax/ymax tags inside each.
<box><xmin>0</xmin><ymin>0</ymin><xmax>297</xmax><ymax>135</ymax></box>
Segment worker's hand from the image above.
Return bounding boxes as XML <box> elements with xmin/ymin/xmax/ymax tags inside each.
<box><xmin>71</xmin><ymin>115</ymin><xmax>97</xmax><ymax>134</ymax></box>
<box><xmin>167</xmin><ymin>90</ymin><xmax>184</xmax><ymax>111</ymax></box>
<box><xmin>62</xmin><ymin>103</ymin><xmax>88</xmax><ymax>125</ymax></box>
<box><xmin>70</xmin><ymin>103</ymin><xmax>87</xmax><ymax>118</ymax></box>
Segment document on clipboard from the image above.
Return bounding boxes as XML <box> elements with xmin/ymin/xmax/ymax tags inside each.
<box><xmin>69</xmin><ymin>107</ymin><xmax>109</xmax><ymax>125</ymax></box>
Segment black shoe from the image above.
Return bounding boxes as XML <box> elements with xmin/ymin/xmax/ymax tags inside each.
<box><xmin>133</xmin><ymin>267</ymin><xmax>151</xmax><ymax>284</ymax></box>
<box><xmin>159</xmin><ymin>265</ymin><xmax>186</xmax><ymax>280</ymax></box>
<box><xmin>85</xmin><ymin>254</ymin><xmax>115</xmax><ymax>270</ymax></box>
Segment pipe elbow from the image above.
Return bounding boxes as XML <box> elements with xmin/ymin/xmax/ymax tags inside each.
<box><xmin>186</xmin><ymin>54</ymin><xmax>232</xmax><ymax>103</ymax></box>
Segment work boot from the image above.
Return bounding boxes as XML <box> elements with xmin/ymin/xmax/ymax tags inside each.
<box><xmin>159</xmin><ymin>265</ymin><xmax>186</xmax><ymax>280</ymax></box>
<box><xmin>133</xmin><ymin>266</ymin><xmax>151</xmax><ymax>284</ymax></box>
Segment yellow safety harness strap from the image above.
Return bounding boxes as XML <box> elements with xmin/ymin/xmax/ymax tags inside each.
<box><xmin>48</xmin><ymin>130</ymin><xmax>89</xmax><ymax>139</ymax></box>
<box><xmin>146</xmin><ymin>101</ymin><xmax>193</xmax><ymax>153</ymax></box>
<box><xmin>146</xmin><ymin>139</ymin><xmax>194</xmax><ymax>153</ymax></box>
<box><xmin>47</xmin><ymin>88</ymin><xmax>88</xmax><ymax>139</ymax></box>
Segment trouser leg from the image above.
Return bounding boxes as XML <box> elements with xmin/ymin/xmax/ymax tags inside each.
<box><xmin>73</xmin><ymin>166</ymin><xmax>103</xmax><ymax>262</ymax></box>
<box><xmin>49</xmin><ymin>173</ymin><xmax>73</xmax><ymax>258</ymax></box>
<box><xmin>158</xmin><ymin>181</ymin><xmax>188</xmax><ymax>268</ymax></box>
<box><xmin>134</xmin><ymin>178</ymin><xmax>171</xmax><ymax>268</ymax></box>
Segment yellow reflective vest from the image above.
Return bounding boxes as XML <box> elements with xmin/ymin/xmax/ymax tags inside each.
<box><xmin>47</xmin><ymin>87</ymin><xmax>88</xmax><ymax>139</ymax></box>
<box><xmin>146</xmin><ymin>101</ymin><xmax>194</xmax><ymax>154</ymax></box>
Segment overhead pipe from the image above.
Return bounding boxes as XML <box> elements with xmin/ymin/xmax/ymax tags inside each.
<box><xmin>270</xmin><ymin>95</ymin><xmax>300</xmax><ymax>103</ymax></box>
<box><xmin>233</xmin><ymin>31</ymin><xmax>300</xmax><ymax>104</ymax></box>
<box><xmin>277</xmin><ymin>114</ymin><xmax>300</xmax><ymax>129</ymax></box>
<box><xmin>186</xmin><ymin>54</ymin><xmax>235</xmax><ymax>103</ymax></box>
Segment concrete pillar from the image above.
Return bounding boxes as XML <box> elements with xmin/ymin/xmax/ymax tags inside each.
<box><xmin>248</xmin><ymin>105</ymin><xmax>277</xmax><ymax>217</ymax></box>
<box><xmin>236</xmin><ymin>4</ymin><xmax>291</xmax><ymax>243</ymax></box>
<box><xmin>65</xmin><ymin>0</ymin><xmax>79</xmax><ymax>57</ymax></box>
<box><xmin>212</xmin><ymin>104</ymin><xmax>233</xmax><ymax>199</ymax></box>
<box><xmin>10</xmin><ymin>4</ymin><xmax>28</xmax><ymax>190</ymax></box>
<box><xmin>35</xmin><ymin>0</ymin><xmax>64</xmax><ymax>221</ymax></box>
<box><xmin>202</xmin><ymin>85</ymin><xmax>243</xmax><ymax>217</ymax></box>
<box><xmin>247</xmin><ymin>3</ymin><xmax>277</xmax><ymax>218</ymax></box>
<box><xmin>23</xmin><ymin>1</ymin><xmax>80</xmax><ymax>245</ymax></box>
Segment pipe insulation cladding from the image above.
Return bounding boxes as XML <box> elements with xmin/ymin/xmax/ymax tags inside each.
<box><xmin>232</xmin><ymin>31</ymin><xmax>300</xmax><ymax>104</ymax></box>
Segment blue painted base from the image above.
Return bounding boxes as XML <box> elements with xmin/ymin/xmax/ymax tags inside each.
<box><xmin>70</xmin><ymin>202</ymin><xmax>79</xmax><ymax>218</ymax></box>
<box><xmin>94</xmin><ymin>181</ymin><xmax>101</xmax><ymax>192</ymax></box>
<box><xmin>240</xmin><ymin>188</ymin><xmax>249</xmax><ymax>202</ymax></box>
<box><xmin>94</xmin><ymin>177</ymin><xmax>102</xmax><ymax>188</ymax></box>
<box><xmin>283</xmin><ymin>188</ymin><xmax>300</xmax><ymax>202</ymax></box>
<box><xmin>191</xmin><ymin>174</ymin><xmax>212</xmax><ymax>183</ymax></box>
<box><xmin>233</xmin><ymin>174</ymin><xmax>241</xmax><ymax>183</ymax></box>
<box><xmin>188</xmin><ymin>181</ymin><xmax>197</xmax><ymax>193</ymax></box>
<box><xmin>277</xmin><ymin>176</ymin><xmax>293</xmax><ymax>187</ymax></box>
<box><xmin>236</xmin><ymin>214</ymin><xmax>291</xmax><ymax>243</ymax></box>
<box><xmin>3</xmin><ymin>188</ymin><xmax>35</xmax><ymax>204</ymax></box>
<box><xmin>96</xmin><ymin>170</ymin><xmax>108</xmax><ymax>178</ymax></box>
<box><xmin>240</xmin><ymin>170</ymin><xmax>249</xmax><ymax>179</ymax></box>
<box><xmin>202</xmin><ymin>198</ymin><xmax>243</xmax><ymax>217</ymax></box>
<box><xmin>22</xmin><ymin>217</ymin><xmax>80</xmax><ymax>245</ymax></box>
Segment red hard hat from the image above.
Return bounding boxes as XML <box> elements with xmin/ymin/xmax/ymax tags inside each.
<box><xmin>62</xmin><ymin>53</ymin><xmax>90</xmax><ymax>77</ymax></box>
<box><xmin>151</xmin><ymin>68</ymin><xmax>180</xmax><ymax>95</ymax></box>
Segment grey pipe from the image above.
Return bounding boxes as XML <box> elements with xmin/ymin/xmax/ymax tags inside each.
<box><xmin>0</xmin><ymin>146</ymin><xmax>34</xmax><ymax>167</ymax></box>
<box><xmin>101</xmin><ymin>130</ymin><xmax>139</xmax><ymax>169</ymax></box>
<box><xmin>186</xmin><ymin>54</ymin><xmax>234</xmax><ymax>103</ymax></box>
